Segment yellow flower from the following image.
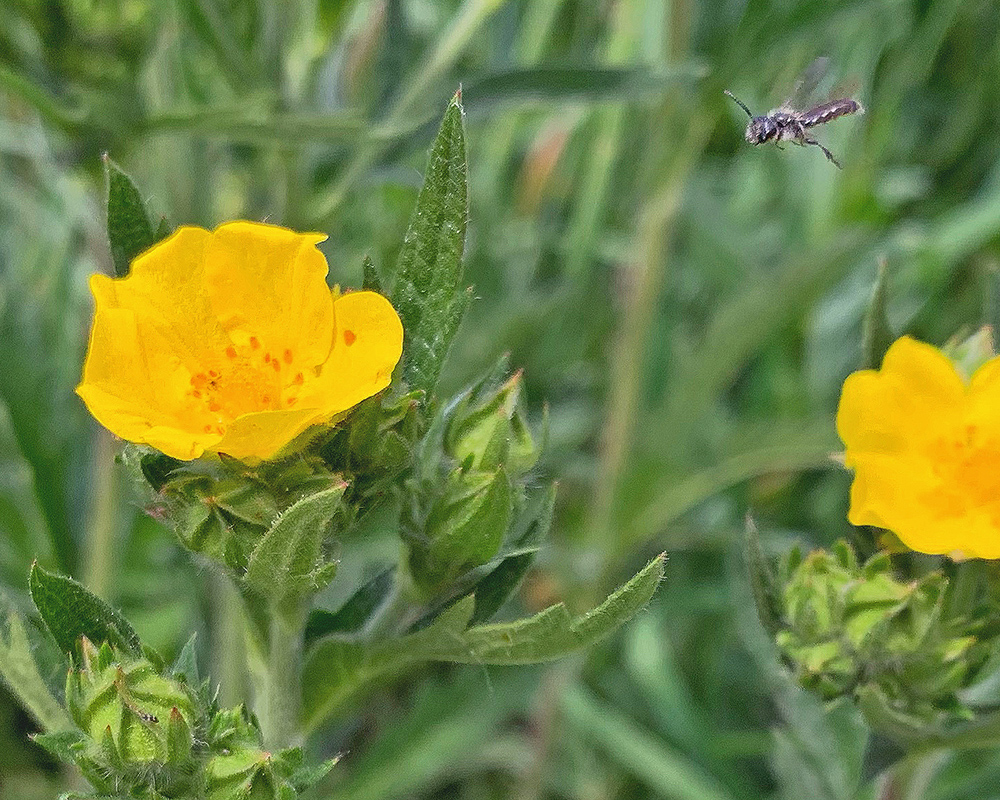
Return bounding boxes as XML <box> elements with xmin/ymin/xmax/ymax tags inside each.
<box><xmin>837</xmin><ymin>335</ymin><xmax>1000</xmax><ymax>558</ymax></box>
<box><xmin>76</xmin><ymin>221</ymin><xmax>403</xmax><ymax>462</ymax></box>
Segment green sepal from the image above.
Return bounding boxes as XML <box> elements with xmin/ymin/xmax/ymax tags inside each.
<box><xmin>446</xmin><ymin>369</ymin><xmax>540</xmax><ymax>475</ymax></box>
<box><xmin>244</xmin><ymin>484</ymin><xmax>347</xmax><ymax>600</ymax></box>
<box><xmin>388</xmin><ymin>90</ymin><xmax>469</xmax><ymax>396</ymax></box>
<box><xmin>166</xmin><ymin>706</ymin><xmax>194</xmax><ymax>764</ymax></box>
<box><xmin>31</xmin><ymin>729</ymin><xmax>87</xmax><ymax>762</ymax></box>
<box><xmin>430</xmin><ymin>468</ymin><xmax>512</xmax><ymax>566</ymax></box>
<box><xmin>171</xmin><ymin>634</ymin><xmax>200</xmax><ymax>686</ymax></box>
<box><xmin>29</xmin><ymin>562</ymin><xmax>142</xmax><ymax>658</ymax></box>
<box><xmin>104</xmin><ymin>155</ymin><xmax>161</xmax><ymax>278</ymax></box>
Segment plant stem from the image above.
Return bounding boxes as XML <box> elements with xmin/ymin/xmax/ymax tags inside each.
<box><xmin>257</xmin><ymin>600</ymin><xmax>307</xmax><ymax>750</ymax></box>
<box><xmin>210</xmin><ymin>573</ymin><xmax>247</xmax><ymax>708</ymax></box>
<box><xmin>83</xmin><ymin>429</ymin><xmax>118</xmax><ymax>598</ymax></box>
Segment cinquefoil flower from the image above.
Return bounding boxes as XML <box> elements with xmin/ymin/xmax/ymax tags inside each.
<box><xmin>77</xmin><ymin>221</ymin><xmax>403</xmax><ymax>462</ymax></box>
<box><xmin>837</xmin><ymin>335</ymin><xmax>1000</xmax><ymax>558</ymax></box>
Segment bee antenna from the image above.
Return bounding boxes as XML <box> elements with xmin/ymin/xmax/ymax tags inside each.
<box><xmin>724</xmin><ymin>89</ymin><xmax>753</xmax><ymax>118</ymax></box>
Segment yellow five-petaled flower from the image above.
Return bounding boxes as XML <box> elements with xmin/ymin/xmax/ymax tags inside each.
<box><xmin>837</xmin><ymin>335</ymin><xmax>1000</xmax><ymax>559</ymax></box>
<box><xmin>77</xmin><ymin>221</ymin><xmax>403</xmax><ymax>462</ymax></box>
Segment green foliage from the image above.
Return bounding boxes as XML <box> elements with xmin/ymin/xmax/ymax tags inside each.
<box><xmin>0</xmin><ymin>602</ymin><xmax>72</xmax><ymax>733</ymax></box>
<box><xmin>389</xmin><ymin>91</ymin><xmax>470</xmax><ymax>396</ymax></box>
<box><xmin>47</xmin><ymin>636</ymin><xmax>334</xmax><ymax>800</ymax></box>
<box><xmin>244</xmin><ymin>485</ymin><xmax>346</xmax><ymax>601</ymax></box>
<box><xmin>301</xmin><ymin>554</ymin><xmax>663</xmax><ymax>730</ymax></box>
<box><xmin>29</xmin><ymin>562</ymin><xmax>142</xmax><ymax>658</ymax></box>
<box><xmin>104</xmin><ymin>156</ymin><xmax>161</xmax><ymax>278</ymax></box>
<box><xmin>6</xmin><ymin>0</ymin><xmax>1000</xmax><ymax>797</ymax></box>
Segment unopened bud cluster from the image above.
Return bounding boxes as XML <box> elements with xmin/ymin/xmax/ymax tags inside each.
<box><xmin>403</xmin><ymin>366</ymin><xmax>544</xmax><ymax>593</ymax></box>
<box><xmin>43</xmin><ymin>638</ymin><xmax>331</xmax><ymax>799</ymax></box>
<box><xmin>756</xmin><ymin>539</ymin><xmax>1000</xmax><ymax>740</ymax></box>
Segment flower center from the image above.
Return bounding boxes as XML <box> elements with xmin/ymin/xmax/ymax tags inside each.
<box><xmin>186</xmin><ymin>335</ymin><xmax>307</xmax><ymax>434</ymax></box>
<box><xmin>923</xmin><ymin>424</ymin><xmax>1000</xmax><ymax>526</ymax></box>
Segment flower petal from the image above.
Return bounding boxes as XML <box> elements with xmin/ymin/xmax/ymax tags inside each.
<box><xmin>837</xmin><ymin>336</ymin><xmax>964</xmax><ymax>464</ymax></box>
<box><xmin>96</xmin><ymin>226</ymin><xmax>231</xmax><ymax>370</ymax></box>
<box><xmin>212</xmin><ymin>407</ymin><xmax>331</xmax><ymax>461</ymax></box>
<box><xmin>204</xmin><ymin>222</ymin><xmax>334</xmax><ymax>368</ymax></box>
<box><xmin>301</xmin><ymin>291</ymin><xmax>404</xmax><ymax>415</ymax></box>
<box><xmin>76</xmin><ymin>305</ymin><xmax>222</xmax><ymax>460</ymax></box>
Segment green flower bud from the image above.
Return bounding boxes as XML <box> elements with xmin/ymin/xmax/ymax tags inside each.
<box><xmin>446</xmin><ymin>370</ymin><xmax>541</xmax><ymax>475</ymax></box>
<box><xmin>67</xmin><ymin>638</ymin><xmax>196</xmax><ymax>766</ymax></box>
<box><xmin>410</xmin><ymin>467</ymin><xmax>513</xmax><ymax>591</ymax></box>
<box><xmin>760</xmin><ymin>540</ymin><xmax>1000</xmax><ymax>740</ymax></box>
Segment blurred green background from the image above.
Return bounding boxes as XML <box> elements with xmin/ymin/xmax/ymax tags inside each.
<box><xmin>3</xmin><ymin>0</ymin><xmax>1000</xmax><ymax>798</ymax></box>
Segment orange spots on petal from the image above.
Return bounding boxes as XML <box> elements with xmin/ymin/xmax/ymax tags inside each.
<box><xmin>204</xmin><ymin>424</ymin><xmax>214</xmax><ymax>433</ymax></box>
<box><xmin>209</xmin><ymin>401</ymin><xmax>221</xmax><ymax>412</ymax></box>
<box><xmin>286</xmin><ymin>397</ymin><xmax>297</xmax><ymax>406</ymax></box>
<box><xmin>264</xmin><ymin>352</ymin><xmax>271</xmax><ymax>363</ymax></box>
<box><xmin>250</xmin><ymin>336</ymin><xmax>261</xmax><ymax>350</ymax></box>
<box><xmin>283</xmin><ymin>349</ymin><xmax>293</xmax><ymax>364</ymax></box>
<box><xmin>292</xmin><ymin>372</ymin><xmax>304</xmax><ymax>386</ymax></box>
<box><xmin>226</xmin><ymin>346</ymin><xmax>238</xmax><ymax>359</ymax></box>
<box><xmin>344</xmin><ymin>330</ymin><xmax>357</xmax><ymax>346</ymax></box>
<box><xmin>272</xmin><ymin>359</ymin><xmax>281</xmax><ymax>372</ymax></box>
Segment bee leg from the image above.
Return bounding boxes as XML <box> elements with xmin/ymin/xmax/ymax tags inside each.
<box><xmin>802</xmin><ymin>136</ymin><xmax>842</xmax><ymax>169</ymax></box>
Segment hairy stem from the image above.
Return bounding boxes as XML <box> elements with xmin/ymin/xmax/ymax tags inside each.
<box><xmin>255</xmin><ymin>600</ymin><xmax>307</xmax><ymax>750</ymax></box>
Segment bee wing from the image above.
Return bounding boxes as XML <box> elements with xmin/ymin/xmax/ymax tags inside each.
<box><xmin>777</xmin><ymin>56</ymin><xmax>830</xmax><ymax>113</ymax></box>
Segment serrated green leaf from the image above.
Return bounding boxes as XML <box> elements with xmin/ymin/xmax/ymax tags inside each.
<box><xmin>28</xmin><ymin>562</ymin><xmax>142</xmax><ymax>658</ymax></box>
<box><xmin>861</xmin><ymin>259</ymin><xmax>894</xmax><ymax>370</ymax></box>
<box><xmin>389</xmin><ymin>91</ymin><xmax>469</xmax><ymax>395</ymax></box>
<box><xmin>104</xmin><ymin>156</ymin><xmax>158</xmax><ymax>278</ymax></box>
<box><xmin>244</xmin><ymin>485</ymin><xmax>346</xmax><ymax>599</ymax></box>
<box><xmin>0</xmin><ymin>603</ymin><xmax>74</xmax><ymax>732</ymax></box>
<box><xmin>301</xmin><ymin>554</ymin><xmax>664</xmax><ymax>730</ymax></box>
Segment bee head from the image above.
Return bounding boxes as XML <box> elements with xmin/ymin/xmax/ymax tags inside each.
<box><xmin>746</xmin><ymin>116</ymin><xmax>778</xmax><ymax>144</ymax></box>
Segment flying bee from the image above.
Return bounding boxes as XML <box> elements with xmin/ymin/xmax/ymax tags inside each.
<box><xmin>724</xmin><ymin>62</ymin><xmax>864</xmax><ymax>168</ymax></box>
